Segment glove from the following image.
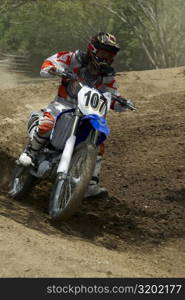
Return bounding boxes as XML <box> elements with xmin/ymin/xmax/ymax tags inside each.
<box><xmin>112</xmin><ymin>97</ymin><xmax>135</xmax><ymax>112</ymax></box>
<box><xmin>119</xmin><ymin>98</ymin><xmax>135</xmax><ymax>110</ymax></box>
<box><xmin>62</xmin><ymin>71</ymin><xmax>78</xmax><ymax>80</ymax></box>
<box><xmin>48</xmin><ymin>66</ymin><xmax>64</xmax><ymax>76</ymax></box>
<box><xmin>125</xmin><ymin>99</ymin><xmax>134</xmax><ymax>108</ymax></box>
<box><xmin>113</xmin><ymin>102</ymin><xmax>127</xmax><ymax>112</ymax></box>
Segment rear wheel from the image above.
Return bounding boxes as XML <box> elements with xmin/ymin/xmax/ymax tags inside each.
<box><xmin>49</xmin><ymin>141</ymin><xmax>97</xmax><ymax>221</ymax></box>
<box><xmin>8</xmin><ymin>164</ymin><xmax>37</xmax><ymax>200</ymax></box>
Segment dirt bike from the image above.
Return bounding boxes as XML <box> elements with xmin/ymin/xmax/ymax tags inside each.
<box><xmin>8</xmin><ymin>72</ymin><xmax>136</xmax><ymax>221</ymax></box>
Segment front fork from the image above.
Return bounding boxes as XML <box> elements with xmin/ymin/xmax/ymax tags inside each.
<box><xmin>56</xmin><ymin>109</ymin><xmax>81</xmax><ymax>177</ymax></box>
<box><xmin>56</xmin><ymin>109</ymin><xmax>99</xmax><ymax>179</ymax></box>
<box><xmin>91</xmin><ymin>130</ymin><xmax>99</xmax><ymax>145</ymax></box>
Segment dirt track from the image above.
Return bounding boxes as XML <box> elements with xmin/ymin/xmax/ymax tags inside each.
<box><xmin>0</xmin><ymin>68</ymin><xmax>185</xmax><ymax>277</ymax></box>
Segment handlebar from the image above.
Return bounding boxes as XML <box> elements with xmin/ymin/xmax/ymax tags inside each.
<box><xmin>56</xmin><ymin>70</ymin><xmax>136</xmax><ymax>110</ymax></box>
<box><xmin>57</xmin><ymin>70</ymin><xmax>78</xmax><ymax>80</ymax></box>
<box><xmin>112</xmin><ymin>96</ymin><xmax>136</xmax><ymax>111</ymax></box>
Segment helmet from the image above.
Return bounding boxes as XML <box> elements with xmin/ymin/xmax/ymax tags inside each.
<box><xmin>87</xmin><ymin>32</ymin><xmax>120</xmax><ymax>72</ymax></box>
<box><xmin>88</xmin><ymin>32</ymin><xmax>120</xmax><ymax>54</ymax></box>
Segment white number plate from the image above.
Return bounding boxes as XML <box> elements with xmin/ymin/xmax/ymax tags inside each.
<box><xmin>78</xmin><ymin>86</ymin><xmax>111</xmax><ymax>116</ymax></box>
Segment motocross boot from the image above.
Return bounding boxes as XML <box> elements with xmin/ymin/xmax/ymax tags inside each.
<box><xmin>19</xmin><ymin>111</ymin><xmax>54</xmax><ymax>166</ymax></box>
<box><xmin>18</xmin><ymin>131</ymin><xmax>48</xmax><ymax>166</ymax></box>
<box><xmin>84</xmin><ymin>179</ymin><xmax>108</xmax><ymax>198</ymax></box>
<box><xmin>84</xmin><ymin>155</ymin><xmax>108</xmax><ymax>198</ymax></box>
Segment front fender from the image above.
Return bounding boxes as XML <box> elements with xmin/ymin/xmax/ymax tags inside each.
<box><xmin>82</xmin><ymin>114</ymin><xmax>110</xmax><ymax>136</ymax></box>
<box><xmin>75</xmin><ymin>114</ymin><xmax>109</xmax><ymax>146</ymax></box>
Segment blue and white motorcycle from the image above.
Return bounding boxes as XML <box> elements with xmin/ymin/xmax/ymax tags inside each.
<box><xmin>9</xmin><ymin>73</ymin><xmax>135</xmax><ymax>221</ymax></box>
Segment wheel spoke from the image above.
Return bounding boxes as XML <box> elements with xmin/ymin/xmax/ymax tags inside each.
<box><xmin>56</xmin><ymin>153</ymin><xmax>86</xmax><ymax>211</ymax></box>
<box><xmin>50</xmin><ymin>143</ymin><xmax>96</xmax><ymax>219</ymax></box>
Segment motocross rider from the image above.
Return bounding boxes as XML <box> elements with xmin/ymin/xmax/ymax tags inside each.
<box><xmin>18</xmin><ymin>32</ymin><xmax>133</xmax><ymax>198</ymax></box>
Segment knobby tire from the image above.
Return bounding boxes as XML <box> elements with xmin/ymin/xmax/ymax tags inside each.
<box><xmin>49</xmin><ymin>141</ymin><xmax>97</xmax><ymax>221</ymax></box>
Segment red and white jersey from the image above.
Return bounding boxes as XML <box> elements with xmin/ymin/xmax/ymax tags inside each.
<box><xmin>40</xmin><ymin>50</ymin><xmax>122</xmax><ymax>110</ymax></box>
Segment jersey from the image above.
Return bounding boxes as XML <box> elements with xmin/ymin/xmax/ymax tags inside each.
<box><xmin>40</xmin><ymin>50</ymin><xmax>123</xmax><ymax>110</ymax></box>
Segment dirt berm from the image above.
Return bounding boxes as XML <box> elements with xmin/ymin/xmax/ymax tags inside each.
<box><xmin>0</xmin><ymin>67</ymin><xmax>185</xmax><ymax>277</ymax></box>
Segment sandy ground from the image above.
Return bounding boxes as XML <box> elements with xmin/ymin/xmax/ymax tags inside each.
<box><xmin>0</xmin><ymin>67</ymin><xmax>185</xmax><ymax>277</ymax></box>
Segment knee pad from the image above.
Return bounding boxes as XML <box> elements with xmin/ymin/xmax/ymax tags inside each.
<box><xmin>38</xmin><ymin>112</ymin><xmax>55</xmax><ymax>135</ymax></box>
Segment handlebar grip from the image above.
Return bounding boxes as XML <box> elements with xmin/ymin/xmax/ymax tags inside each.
<box><xmin>61</xmin><ymin>71</ymin><xmax>78</xmax><ymax>80</ymax></box>
<box><xmin>113</xmin><ymin>96</ymin><xmax>136</xmax><ymax>111</ymax></box>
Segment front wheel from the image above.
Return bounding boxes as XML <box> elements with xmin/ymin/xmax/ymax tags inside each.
<box><xmin>8</xmin><ymin>164</ymin><xmax>37</xmax><ymax>200</ymax></box>
<box><xmin>49</xmin><ymin>141</ymin><xmax>97</xmax><ymax>221</ymax></box>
